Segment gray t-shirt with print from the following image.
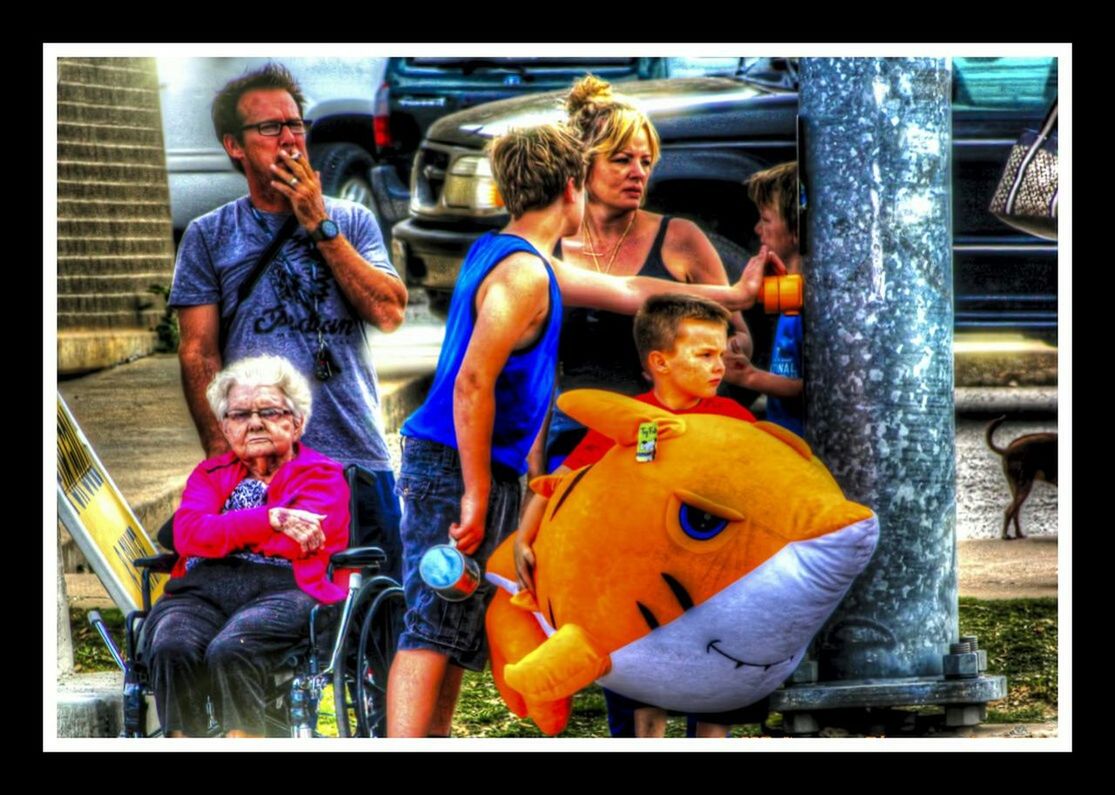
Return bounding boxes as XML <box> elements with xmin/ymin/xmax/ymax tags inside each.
<box><xmin>169</xmin><ymin>196</ymin><xmax>398</xmax><ymax>472</ymax></box>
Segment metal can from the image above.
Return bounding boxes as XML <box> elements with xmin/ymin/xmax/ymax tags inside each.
<box><xmin>419</xmin><ymin>543</ymin><xmax>481</xmax><ymax>602</ymax></box>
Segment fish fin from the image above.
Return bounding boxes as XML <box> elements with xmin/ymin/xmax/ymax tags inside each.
<box><xmin>487</xmin><ymin>588</ymin><xmax>547</xmax><ymax>720</ymax></box>
<box><xmin>504</xmin><ymin>623</ymin><xmax>612</xmax><ymax>703</ymax></box>
<box><xmin>557</xmin><ymin>389</ymin><xmax>688</xmax><ymax>446</ymax></box>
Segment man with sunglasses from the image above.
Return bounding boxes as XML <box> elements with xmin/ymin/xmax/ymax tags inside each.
<box><xmin>168</xmin><ymin>63</ymin><xmax>408</xmax><ymax>576</ymax></box>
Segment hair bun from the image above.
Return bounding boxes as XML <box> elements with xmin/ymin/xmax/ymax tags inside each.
<box><xmin>565</xmin><ymin>74</ymin><xmax>614</xmax><ymax>116</ymax></box>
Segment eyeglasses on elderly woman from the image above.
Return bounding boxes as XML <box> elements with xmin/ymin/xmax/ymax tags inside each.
<box><xmin>224</xmin><ymin>407</ymin><xmax>295</xmax><ymax>424</ymax></box>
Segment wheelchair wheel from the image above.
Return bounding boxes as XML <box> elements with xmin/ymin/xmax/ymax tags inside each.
<box><xmin>333</xmin><ymin>579</ymin><xmax>404</xmax><ymax>737</ymax></box>
<box><xmin>355</xmin><ymin>585</ymin><xmax>405</xmax><ymax>737</ymax></box>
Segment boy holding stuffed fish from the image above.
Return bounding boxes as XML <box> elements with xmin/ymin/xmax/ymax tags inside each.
<box><xmin>514</xmin><ymin>293</ymin><xmax>772</xmax><ymax>737</ymax></box>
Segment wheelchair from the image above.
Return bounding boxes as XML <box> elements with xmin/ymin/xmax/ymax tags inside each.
<box><xmin>88</xmin><ymin>465</ymin><xmax>405</xmax><ymax>738</ymax></box>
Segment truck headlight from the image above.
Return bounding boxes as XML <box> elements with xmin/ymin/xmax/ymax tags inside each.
<box><xmin>442</xmin><ymin>155</ymin><xmax>503</xmax><ymax>210</ymax></box>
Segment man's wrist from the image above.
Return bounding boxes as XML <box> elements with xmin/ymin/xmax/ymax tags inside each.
<box><xmin>462</xmin><ymin>478</ymin><xmax>492</xmax><ymax>501</ymax></box>
<box><xmin>309</xmin><ymin>217</ymin><xmax>340</xmax><ymax>243</ymax></box>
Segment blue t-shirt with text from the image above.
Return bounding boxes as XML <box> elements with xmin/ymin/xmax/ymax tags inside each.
<box><xmin>169</xmin><ymin>196</ymin><xmax>399</xmax><ymax>472</ymax></box>
<box><xmin>766</xmin><ymin>313</ymin><xmax>804</xmax><ymax>437</ymax></box>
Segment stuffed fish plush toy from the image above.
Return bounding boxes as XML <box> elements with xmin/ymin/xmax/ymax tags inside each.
<box><xmin>484</xmin><ymin>390</ymin><xmax>879</xmax><ymax>735</ymax></box>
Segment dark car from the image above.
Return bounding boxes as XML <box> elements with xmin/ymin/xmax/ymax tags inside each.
<box><xmin>391</xmin><ymin>57</ymin><xmax>1058</xmax><ymax>339</ymax></box>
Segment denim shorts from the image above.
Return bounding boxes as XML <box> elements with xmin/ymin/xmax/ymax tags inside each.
<box><xmin>395</xmin><ymin>437</ymin><xmax>522</xmax><ymax>671</ymax></box>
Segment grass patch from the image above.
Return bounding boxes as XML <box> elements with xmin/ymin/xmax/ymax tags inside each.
<box><xmin>67</xmin><ymin>599</ymin><xmax>1058</xmax><ymax>735</ymax></box>
<box><xmin>451</xmin><ymin>673</ymin><xmax>762</xmax><ymax>737</ymax></box>
<box><xmin>70</xmin><ymin>607</ymin><xmax>126</xmax><ymax>673</ymax></box>
<box><xmin>959</xmin><ymin>597</ymin><xmax>1057</xmax><ymax>723</ymax></box>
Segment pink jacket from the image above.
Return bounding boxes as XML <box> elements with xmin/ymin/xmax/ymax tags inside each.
<box><xmin>172</xmin><ymin>445</ymin><xmax>351</xmax><ymax>604</ymax></box>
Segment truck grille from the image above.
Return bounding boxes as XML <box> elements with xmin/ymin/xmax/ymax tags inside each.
<box><xmin>413</xmin><ymin>146</ymin><xmax>450</xmax><ymax>210</ymax></box>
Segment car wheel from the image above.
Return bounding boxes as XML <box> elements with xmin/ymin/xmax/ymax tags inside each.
<box><xmin>310</xmin><ymin>143</ymin><xmax>377</xmax><ymax>216</ymax></box>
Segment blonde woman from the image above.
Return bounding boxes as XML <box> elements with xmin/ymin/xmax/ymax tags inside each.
<box><xmin>540</xmin><ymin>75</ymin><xmax>754</xmax><ymax>474</ymax></box>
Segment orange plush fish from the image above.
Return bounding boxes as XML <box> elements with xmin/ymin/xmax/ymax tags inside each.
<box><xmin>484</xmin><ymin>390</ymin><xmax>879</xmax><ymax>735</ymax></box>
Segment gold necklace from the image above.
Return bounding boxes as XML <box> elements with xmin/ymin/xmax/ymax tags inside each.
<box><xmin>580</xmin><ymin>223</ymin><xmax>608</xmax><ymax>258</ymax></box>
<box><xmin>583</xmin><ymin>212</ymin><xmax>637</xmax><ymax>275</ymax></box>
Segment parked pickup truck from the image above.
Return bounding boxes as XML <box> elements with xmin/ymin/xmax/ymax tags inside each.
<box><xmin>391</xmin><ymin>57</ymin><xmax>1058</xmax><ymax>341</ymax></box>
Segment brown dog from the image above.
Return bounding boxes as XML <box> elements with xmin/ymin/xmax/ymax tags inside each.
<box><xmin>985</xmin><ymin>416</ymin><xmax>1057</xmax><ymax>539</ymax></box>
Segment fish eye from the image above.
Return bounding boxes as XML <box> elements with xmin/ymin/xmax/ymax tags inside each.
<box><xmin>678</xmin><ymin>503</ymin><xmax>731</xmax><ymax>540</ymax></box>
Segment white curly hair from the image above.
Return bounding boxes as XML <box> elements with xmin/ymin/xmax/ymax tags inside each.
<box><xmin>206</xmin><ymin>354</ymin><xmax>313</xmax><ymax>428</ymax></box>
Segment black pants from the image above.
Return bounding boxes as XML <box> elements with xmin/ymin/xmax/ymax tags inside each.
<box><xmin>141</xmin><ymin>559</ymin><xmax>316</xmax><ymax>736</ymax></box>
<box><xmin>352</xmin><ymin>469</ymin><xmax>404</xmax><ymax>583</ymax></box>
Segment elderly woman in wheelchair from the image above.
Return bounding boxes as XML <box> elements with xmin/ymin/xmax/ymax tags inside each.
<box><xmin>140</xmin><ymin>354</ymin><xmax>354</xmax><ymax>737</ymax></box>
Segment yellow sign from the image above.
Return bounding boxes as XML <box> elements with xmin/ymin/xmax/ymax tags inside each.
<box><xmin>57</xmin><ymin>395</ymin><xmax>166</xmax><ymax>612</ymax></box>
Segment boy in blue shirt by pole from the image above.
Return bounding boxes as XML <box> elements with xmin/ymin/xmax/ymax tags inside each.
<box><xmin>727</xmin><ymin>162</ymin><xmax>805</xmax><ymax>435</ymax></box>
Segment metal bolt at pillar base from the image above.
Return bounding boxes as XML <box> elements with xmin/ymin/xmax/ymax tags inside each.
<box><xmin>773</xmin><ymin>57</ymin><xmax>1005</xmax><ymax>727</ymax></box>
<box><xmin>961</xmin><ymin>634</ymin><xmax>989</xmax><ymax>672</ymax></box>
<box><xmin>788</xmin><ymin>656</ymin><xmax>819</xmax><ymax>685</ymax></box>
<box><xmin>782</xmin><ymin>711</ymin><xmax>821</xmax><ymax>736</ymax></box>
<box><xmin>945</xmin><ymin>703</ymin><xmax>988</xmax><ymax>728</ymax></box>
<box><xmin>943</xmin><ymin>642</ymin><xmax>979</xmax><ymax>679</ymax></box>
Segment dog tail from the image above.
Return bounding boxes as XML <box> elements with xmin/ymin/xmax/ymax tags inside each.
<box><xmin>985</xmin><ymin>415</ymin><xmax>1008</xmax><ymax>456</ymax></box>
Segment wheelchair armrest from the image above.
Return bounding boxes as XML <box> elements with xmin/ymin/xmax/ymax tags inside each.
<box><xmin>134</xmin><ymin>553</ymin><xmax>178</xmax><ymax>573</ymax></box>
<box><xmin>156</xmin><ymin>516</ymin><xmax>176</xmax><ymax>553</ymax></box>
<box><xmin>330</xmin><ymin>546</ymin><xmax>386</xmax><ymax>570</ymax></box>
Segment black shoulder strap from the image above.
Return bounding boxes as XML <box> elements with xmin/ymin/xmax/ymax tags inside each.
<box><xmin>651</xmin><ymin>215</ymin><xmax>673</xmax><ymax>255</ymax></box>
<box><xmin>651</xmin><ymin>214</ymin><xmax>673</xmax><ymax>253</ymax></box>
<box><xmin>218</xmin><ymin>214</ymin><xmax>299</xmax><ymax>353</ymax></box>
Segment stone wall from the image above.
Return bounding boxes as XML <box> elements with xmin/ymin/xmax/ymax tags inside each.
<box><xmin>57</xmin><ymin>57</ymin><xmax>175</xmax><ymax>375</ymax></box>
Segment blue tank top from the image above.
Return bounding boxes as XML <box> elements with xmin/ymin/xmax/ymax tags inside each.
<box><xmin>401</xmin><ymin>233</ymin><xmax>563</xmax><ymax>475</ymax></box>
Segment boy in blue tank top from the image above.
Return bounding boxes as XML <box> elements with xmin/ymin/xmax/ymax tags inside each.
<box><xmin>387</xmin><ymin>125</ymin><xmax>783</xmax><ymax>738</ymax></box>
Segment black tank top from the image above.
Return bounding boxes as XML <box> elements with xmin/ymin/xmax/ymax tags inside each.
<box><xmin>555</xmin><ymin>216</ymin><xmax>676</xmax><ymax>395</ymax></box>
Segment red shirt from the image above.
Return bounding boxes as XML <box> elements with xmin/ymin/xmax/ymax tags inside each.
<box><xmin>561</xmin><ymin>391</ymin><xmax>756</xmax><ymax>471</ymax></box>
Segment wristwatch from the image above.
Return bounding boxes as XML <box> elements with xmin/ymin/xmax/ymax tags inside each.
<box><xmin>310</xmin><ymin>218</ymin><xmax>339</xmax><ymax>243</ymax></box>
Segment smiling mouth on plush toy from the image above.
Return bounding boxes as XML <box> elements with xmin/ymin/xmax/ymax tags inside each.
<box><xmin>706</xmin><ymin>640</ymin><xmax>791</xmax><ymax>671</ymax></box>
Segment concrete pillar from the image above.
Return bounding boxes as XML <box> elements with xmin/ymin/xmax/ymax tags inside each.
<box><xmin>801</xmin><ymin>58</ymin><xmax>955</xmax><ymax>679</ymax></box>
<box><xmin>769</xmin><ymin>58</ymin><xmax>1006</xmax><ymax>730</ymax></box>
